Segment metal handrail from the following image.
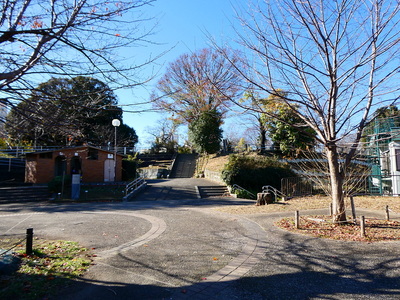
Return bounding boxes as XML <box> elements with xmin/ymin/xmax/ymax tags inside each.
<box><xmin>261</xmin><ymin>185</ymin><xmax>287</xmax><ymax>200</ymax></box>
<box><xmin>231</xmin><ymin>184</ymin><xmax>256</xmax><ymax>199</ymax></box>
<box><xmin>167</xmin><ymin>153</ymin><xmax>178</xmax><ymax>178</ymax></box>
<box><xmin>125</xmin><ymin>175</ymin><xmax>146</xmax><ymax>196</ymax></box>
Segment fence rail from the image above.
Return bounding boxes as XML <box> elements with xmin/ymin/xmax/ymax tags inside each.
<box><xmin>0</xmin><ymin>146</ymin><xmax>136</xmax><ymax>157</ymax></box>
<box><xmin>282</xmin><ymin>175</ymin><xmax>400</xmax><ymax>197</ymax></box>
<box><xmin>0</xmin><ymin>158</ymin><xmax>25</xmax><ymax>168</ymax></box>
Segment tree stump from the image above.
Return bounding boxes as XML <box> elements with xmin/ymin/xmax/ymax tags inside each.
<box><xmin>256</xmin><ymin>192</ymin><xmax>274</xmax><ymax>205</ymax></box>
<box><xmin>256</xmin><ymin>193</ymin><xmax>265</xmax><ymax>205</ymax></box>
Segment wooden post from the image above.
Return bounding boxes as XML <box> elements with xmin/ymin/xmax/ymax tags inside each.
<box><xmin>329</xmin><ymin>203</ymin><xmax>333</xmax><ymax>217</ymax></box>
<box><xmin>295</xmin><ymin>210</ymin><xmax>300</xmax><ymax>229</ymax></box>
<box><xmin>360</xmin><ymin>216</ymin><xmax>365</xmax><ymax>237</ymax></box>
<box><xmin>350</xmin><ymin>196</ymin><xmax>356</xmax><ymax>224</ymax></box>
<box><xmin>26</xmin><ymin>228</ymin><xmax>33</xmax><ymax>255</ymax></box>
<box><xmin>385</xmin><ymin>205</ymin><xmax>390</xmax><ymax>221</ymax></box>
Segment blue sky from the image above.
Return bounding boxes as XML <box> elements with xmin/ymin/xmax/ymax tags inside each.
<box><xmin>116</xmin><ymin>0</ymin><xmax>243</xmax><ymax>148</ymax></box>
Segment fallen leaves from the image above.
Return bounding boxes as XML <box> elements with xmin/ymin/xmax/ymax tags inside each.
<box><xmin>275</xmin><ymin>215</ymin><xmax>400</xmax><ymax>242</ymax></box>
<box><xmin>0</xmin><ymin>238</ymin><xmax>92</xmax><ymax>299</ymax></box>
<box><xmin>215</xmin><ymin>195</ymin><xmax>400</xmax><ymax>215</ymax></box>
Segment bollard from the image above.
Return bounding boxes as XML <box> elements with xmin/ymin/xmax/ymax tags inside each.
<box><xmin>26</xmin><ymin>228</ymin><xmax>33</xmax><ymax>255</ymax></box>
<box><xmin>385</xmin><ymin>205</ymin><xmax>390</xmax><ymax>221</ymax></box>
<box><xmin>360</xmin><ymin>216</ymin><xmax>365</xmax><ymax>238</ymax></box>
<box><xmin>295</xmin><ymin>210</ymin><xmax>300</xmax><ymax>229</ymax></box>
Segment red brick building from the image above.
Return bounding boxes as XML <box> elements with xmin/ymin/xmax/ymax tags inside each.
<box><xmin>25</xmin><ymin>146</ymin><xmax>123</xmax><ymax>183</ymax></box>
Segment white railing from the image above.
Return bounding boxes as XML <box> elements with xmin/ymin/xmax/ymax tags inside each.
<box><xmin>231</xmin><ymin>184</ymin><xmax>256</xmax><ymax>199</ymax></box>
<box><xmin>167</xmin><ymin>153</ymin><xmax>178</xmax><ymax>178</ymax></box>
<box><xmin>124</xmin><ymin>175</ymin><xmax>146</xmax><ymax>197</ymax></box>
<box><xmin>261</xmin><ymin>185</ymin><xmax>287</xmax><ymax>200</ymax></box>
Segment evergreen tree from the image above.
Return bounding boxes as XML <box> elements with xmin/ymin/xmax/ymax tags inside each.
<box><xmin>188</xmin><ymin>109</ymin><xmax>223</xmax><ymax>154</ymax></box>
<box><xmin>6</xmin><ymin>76</ymin><xmax>137</xmax><ymax>147</ymax></box>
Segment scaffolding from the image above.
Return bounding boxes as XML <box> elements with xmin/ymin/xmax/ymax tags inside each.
<box><xmin>363</xmin><ymin>115</ymin><xmax>400</xmax><ymax>195</ymax></box>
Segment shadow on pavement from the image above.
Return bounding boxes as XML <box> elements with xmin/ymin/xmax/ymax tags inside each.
<box><xmin>53</xmin><ymin>222</ymin><xmax>400</xmax><ymax>299</ymax></box>
<box><xmin>3</xmin><ymin>245</ymin><xmax>398</xmax><ymax>300</ymax></box>
<box><xmin>58</xmin><ymin>250</ymin><xmax>400</xmax><ymax>299</ymax></box>
<box><xmin>0</xmin><ymin>178</ymin><xmax>254</xmax><ymax>214</ymax></box>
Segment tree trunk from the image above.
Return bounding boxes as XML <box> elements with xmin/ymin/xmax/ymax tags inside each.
<box><xmin>326</xmin><ymin>146</ymin><xmax>347</xmax><ymax>223</ymax></box>
<box><xmin>259</xmin><ymin>118</ymin><xmax>267</xmax><ymax>153</ymax></box>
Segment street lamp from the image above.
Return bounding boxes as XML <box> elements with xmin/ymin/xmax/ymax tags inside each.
<box><xmin>112</xmin><ymin>119</ymin><xmax>120</xmax><ymax>181</ymax></box>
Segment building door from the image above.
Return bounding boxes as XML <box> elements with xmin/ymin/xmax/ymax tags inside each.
<box><xmin>104</xmin><ymin>159</ymin><xmax>115</xmax><ymax>182</ymax></box>
<box><xmin>71</xmin><ymin>156</ymin><xmax>82</xmax><ymax>175</ymax></box>
<box><xmin>54</xmin><ymin>156</ymin><xmax>67</xmax><ymax>177</ymax></box>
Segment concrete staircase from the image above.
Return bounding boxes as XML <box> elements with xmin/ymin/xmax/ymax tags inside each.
<box><xmin>169</xmin><ymin>154</ymin><xmax>198</xmax><ymax>178</ymax></box>
<box><xmin>0</xmin><ymin>186</ymin><xmax>53</xmax><ymax>203</ymax></box>
<box><xmin>197</xmin><ymin>185</ymin><xmax>230</xmax><ymax>198</ymax></box>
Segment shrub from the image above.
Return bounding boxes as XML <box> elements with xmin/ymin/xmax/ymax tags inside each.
<box><xmin>178</xmin><ymin>146</ymin><xmax>192</xmax><ymax>154</ymax></box>
<box><xmin>221</xmin><ymin>154</ymin><xmax>295</xmax><ymax>192</ymax></box>
<box><xmin>48</xmin><ymin>176</ymin><xmax>71</xmax><ymax>193</ymax></box>
<box><xmin>231</xmin><ymin>187</ymin><xmax>256</xmax><ymax>199</ymax></box>
<box><xmin>122</xmin><ymin>159</ymin><xmax>138</xmax><ymax>181</ymax></box>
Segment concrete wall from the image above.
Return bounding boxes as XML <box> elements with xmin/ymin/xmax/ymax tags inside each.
<box><xmin>204</xmin><ymin>169</ymin><xmax>225</xmax><ymax>185</ymax></box>
<box><xmin>139</xmin><ymin>168</ymin><xmax>168</xmax><ymax>179</ymax></box>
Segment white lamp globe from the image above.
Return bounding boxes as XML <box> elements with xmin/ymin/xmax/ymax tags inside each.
<box><xmin>112</xmin><ymin>119</ymin><xmax>121</xmax><ymax>127</ymax></box>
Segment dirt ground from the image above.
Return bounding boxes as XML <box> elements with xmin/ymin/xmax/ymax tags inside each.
<box><xmin>214</xmin><ymin>195</ymin><xmax>400</xmax><ymax>242</ymax></box>
<box><xmin>203</xmin><ymin>154</ymin><xmax>229</xmax><ymax>172</ymax></box>
<box><xmin>215</xmin><ymin>195</ymin><xmax>400</xmax><ymax>215</ymax></box>
<box><xmin>204</xmin><ymin>154</ymin><xmax>400</xmax><ymax>215</ymax></box>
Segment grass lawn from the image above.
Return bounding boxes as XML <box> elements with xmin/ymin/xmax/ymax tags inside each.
<box><xmin>0</xmin><ymin>238</ymin><xmax>93</xmax><ymax>300</ymax></box>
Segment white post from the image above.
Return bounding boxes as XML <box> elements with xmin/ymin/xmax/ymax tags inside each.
<box><xmin>389</xmin><ymin>142</ymin><xmax>400</xmax><ymax>196</ymax></box>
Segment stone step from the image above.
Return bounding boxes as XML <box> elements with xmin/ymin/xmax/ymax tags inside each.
<box><xmin>198</xmin><ymin>185</ymin><xmax>230</xmax><ymax>198</ymax></box>
<box><xmin>169</xmin><ymin>154</ymin><xmax>198</xmax><ymax>178</ymax></box>
<box><xmin>0</xmin><ymin>186</ymin><xmax>52</xmax><ymax>202</ymax></box>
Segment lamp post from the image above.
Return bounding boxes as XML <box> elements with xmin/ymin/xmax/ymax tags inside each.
<box><xmin>112</xmin><ymin>119</ymin><xmax>120</xmax><ymax>181</ymax></box>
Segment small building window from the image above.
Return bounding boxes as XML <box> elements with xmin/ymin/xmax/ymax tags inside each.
<box><xmin>88</xmin><ymin>149</ymin><xmax>98</xmax><ymax>160</ymax></box>
<box><xmin>39</xmin><ymin>152</ymin><xmax>53</xmax><ymax>159</ymax></box>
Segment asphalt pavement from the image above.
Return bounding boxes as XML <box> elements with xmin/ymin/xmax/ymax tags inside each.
<box><xmin>0</xmin><ymin>178</ymin><xmax>399</xmax><ymax>299</ymax></box>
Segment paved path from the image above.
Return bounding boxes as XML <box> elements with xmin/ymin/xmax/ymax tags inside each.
<box><xmin>1</xmin><ymin>178</ymin><xmax>400</xmax><ymax>299</ymax></box>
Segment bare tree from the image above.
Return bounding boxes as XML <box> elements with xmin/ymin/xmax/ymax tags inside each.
<box><xmin>0</xmin><ymin>0</ymin><xmax>157</xmax><ymax>121</ymax></box>
<box><xmin>221</xmin><ymin>0</ymin><xmax>400</xmax><ymax>222</ymax></box>
<box><xmin>146</xmin><ymin>118</ymin><xmax>179</xmax><ymax>153</ymax></box>
<box><xmin>151</xmin><ymin>48</ymin><xmax>243</xmax><ymax>124</ymax></box>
